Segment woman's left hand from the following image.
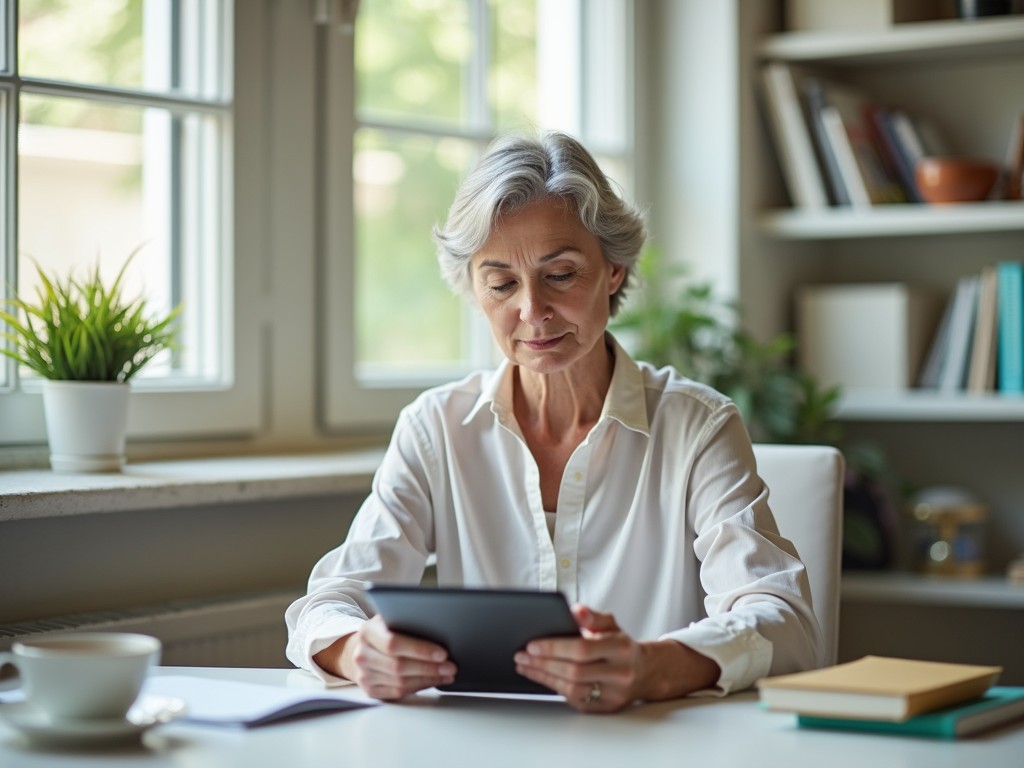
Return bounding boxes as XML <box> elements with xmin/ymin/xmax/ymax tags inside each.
<box><xmin>513</xmin><ymin>604</ymin><xmax>645</xmax><ymax>713</ymax></box>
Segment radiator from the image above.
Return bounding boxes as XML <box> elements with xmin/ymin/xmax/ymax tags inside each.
<box><xmin>0</xmin><ymin>590</ymin><xmax>298</xmax><ymax>668</ymax></box>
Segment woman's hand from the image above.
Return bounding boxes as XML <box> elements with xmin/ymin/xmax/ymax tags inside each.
<box><xmin>313</xmin><ymin>615</ymin><xmax>456</xmax><ymax>700</ymax></box>
<box><xmin>513</xmin><ymin>604</ymin><xmax>721</xmax><ymax>713</ymax></box>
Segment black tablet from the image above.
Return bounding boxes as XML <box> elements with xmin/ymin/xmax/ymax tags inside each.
<box><xmin>365</xmin><ymin>585</ymin><xmax>580</xmax><ymax>695</ymax></box>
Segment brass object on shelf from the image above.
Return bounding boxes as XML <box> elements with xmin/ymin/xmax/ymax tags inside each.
<box><xmin>909</xmin><ymin>487</ymin><xmax>989</xmax><ymax>577</ymax></box>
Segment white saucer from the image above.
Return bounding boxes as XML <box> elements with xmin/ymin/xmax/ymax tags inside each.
<box><xmin>0</xmin><ymin>694</ymin><xmax>187</xmax><ymax>748</ymax></box>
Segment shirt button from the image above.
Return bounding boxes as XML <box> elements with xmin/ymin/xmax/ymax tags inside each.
<box><xmin>574</xmin><ymin>472</ymin><xmax>583</xmax><ymax>482</ymax></box>
<box><xmin>560</xmin><ymin>558</ymin><xmax>571</xmax><ymax>569</ymax></box>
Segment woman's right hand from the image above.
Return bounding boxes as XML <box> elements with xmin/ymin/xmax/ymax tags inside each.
<box><xmin>314</xmin><ymin>614</ymin><xmax>456</xmax><ymax>700</ymax></box>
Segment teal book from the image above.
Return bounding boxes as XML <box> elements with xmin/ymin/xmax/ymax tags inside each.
<box><xmin>997</xmin><ymin>261</ymin><xmax>1023</xmax><ymax>393</ymax></box>
<box><xmin>797</xmin><ymin>687</ymin><xmax>1024</xmax><ymax>739</ymax></box>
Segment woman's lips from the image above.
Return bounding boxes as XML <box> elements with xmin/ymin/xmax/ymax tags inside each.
<box><xmin>522</xmin><ymin>334</ymin><xmax>565</xmax><ymax>350</ymax></box>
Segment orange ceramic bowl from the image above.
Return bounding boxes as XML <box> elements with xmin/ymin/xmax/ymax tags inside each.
<box><xmin>915</xmin><ymin>156</ymin><xmax>999</xmax><ymax>204</ymax></box>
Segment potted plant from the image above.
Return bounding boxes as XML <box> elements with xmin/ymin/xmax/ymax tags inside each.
<box><xmin>0</xmin><ymin>250</ymin><xmax>180</xmax><ymax>472</ymax></box>
<box><xmin>613</xmin><ymin>247</ymin><xmax>897</xmax><ymax>570</ymax></box>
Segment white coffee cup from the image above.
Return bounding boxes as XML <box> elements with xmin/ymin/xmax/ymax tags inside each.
<box><xmin>0</xmin><ymin>632</ymin><xmax>161</xmax><ymax>722</ymax></box>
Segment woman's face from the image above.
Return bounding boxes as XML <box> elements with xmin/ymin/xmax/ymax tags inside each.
<box><xmin>470</xmin><ymin>198</ymin><xmax>625</xmax><ymax>375</ymax></box>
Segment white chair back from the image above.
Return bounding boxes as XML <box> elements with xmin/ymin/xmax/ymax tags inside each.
<box><xmin>753</xmin><ymin>444</ymin><xmax>844</xmax><ymax>666</ymax></box>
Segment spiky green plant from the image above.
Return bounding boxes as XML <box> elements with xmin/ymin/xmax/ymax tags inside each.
<box><xmin>0</xmin><ymin>251</ymin><xmax>181</xmax><ymax>382</ymax></box>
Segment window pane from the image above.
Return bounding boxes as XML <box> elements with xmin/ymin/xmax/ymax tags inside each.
<box><xmin>355</xmin><ymin>128</ymin><xmax>474</xmax><ymax>376</ymax></box>
<box><xmin>490</xmin><ymin>0</ymin><xmax>537</xmax><ymax>131</ymax></box>
<box><xmin>0</xmin><ymin>86</ymin><xmax>8</xmax><ymax>389</ymax></box>
<box><xmin>1</xmin><ymin>1</ymin><xmax>8</xmax><ymax>75</ymax></box>
<box><xmin>18</xmin><ymin>93</ymin><xmax>222</xmax><ymax>383</ymax></box>
<box><xmin>18</xmin><ymin>0</ymin><xmax>219</xmax><ymax>98</ymax></box>
<box><xmin>356</xmin><ymin>0</ymin><xmax>474</xmax><ymax>130</ymax></box>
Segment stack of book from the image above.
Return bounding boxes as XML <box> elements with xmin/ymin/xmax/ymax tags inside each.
<box><xmin>758</xmin><ymin>655</ymin><xmax>1024</xmax><ymax>739</ymax></box>
<box><xmin>917</xmin><ymin>261</ymin><xmax>1023</xmax><ymax>394</ymax></box>
<box><xmin>758</xmin><ymin>62</ymin><xmax>1022</xmax><ymax>211</ymax></box>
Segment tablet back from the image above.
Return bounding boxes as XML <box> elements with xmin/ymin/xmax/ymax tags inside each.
<box><xmin>366</xmin><ymin>586</ymin><xmax>580</xmax><ymax>694</ymax></box>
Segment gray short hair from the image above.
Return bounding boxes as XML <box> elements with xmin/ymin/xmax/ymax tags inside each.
<box><xmin>432</xmin><ymin>131</ymin><xmax>647</xmax><ymax>316</ymax></box>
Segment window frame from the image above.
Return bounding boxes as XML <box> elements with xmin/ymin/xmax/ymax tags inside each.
<box><xmin>320</xmin><ymin>0</ymin><xmax>639</xmax><ymax>431</ymax></box>
<box><xmin>0</xmin><ymin>0</ymin><xmax>263</xmax><ymax>447</ymax></box>
<box><xmin>0</xmin><ymin>0</ymin><xmax>645</xmax><ymax>458</ymax></box>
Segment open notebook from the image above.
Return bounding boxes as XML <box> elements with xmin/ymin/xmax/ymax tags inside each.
<box><xmin>143</xmin><ymin>675</ymin><xmax>379</xmax><ymax>727</ymax></box>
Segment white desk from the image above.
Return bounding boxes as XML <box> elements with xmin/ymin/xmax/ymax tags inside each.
<box><xmin>2</xmin><ymin>667</ymin><xmax>1022</xmax><ymax>767</ymax></box>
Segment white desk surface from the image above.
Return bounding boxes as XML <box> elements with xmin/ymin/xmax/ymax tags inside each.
<box><xmin>2</xmin><ymin>666</ymin><xmax>1022</xmax><ymax>768</ymax></box>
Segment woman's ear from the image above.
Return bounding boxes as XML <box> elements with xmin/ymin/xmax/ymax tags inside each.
<box><xmin>608</xmin><ymin>262</ymin><xmax>627</xmax><ymax>296</ymax></box>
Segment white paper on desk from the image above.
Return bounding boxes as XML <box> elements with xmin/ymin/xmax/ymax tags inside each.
<box><xmin>144</xmin><ymin>675</ymin><xmax>379</xmax><ymax>727</ymax></box>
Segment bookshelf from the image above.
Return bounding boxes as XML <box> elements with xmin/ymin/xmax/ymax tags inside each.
<box><xmin>836</xmin><ymin>389</ymin><xmax>1024</xmax><ymax>421</ymax></box>
<box><xmin>725</xmin><ymin>1</ymin><xmax>1024</xmax><ymax>668</ymax></box>
<box><xmin>760</xmin><ymin>200</ymin><xmax>1024</xmax><ymax>239</ymax></box>
<box><xmin>842</xmin><ymin>572</ymin><xmax>1024</xmax><ymax>610</ymax></box>
<box><xmin>758</xmin><ymin>15</ymin><xmax>1024</xmax><ymax>63</ymax></box>
<box><xmin>756</xmin><ymin>14</ymin><xmax>1024</xmax><ymax>245</ymax></box>
<box><xmin>744</xmin><ymin>8</ymin><xmax>1024</xmax><ymax>418</ymax></box>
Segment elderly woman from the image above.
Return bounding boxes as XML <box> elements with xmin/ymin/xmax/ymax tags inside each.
<box><xmin>286</xmin><ymin>132</ymin><xmax>822</xmax><ymax>712</ymax></box>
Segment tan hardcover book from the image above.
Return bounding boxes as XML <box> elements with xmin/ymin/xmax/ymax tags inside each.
<box><xmin>1005</xmin><ymin>112</ymin><xmax>1024</xmax><ymax>201</ymax></box>
<box><xmin>967</xmin><ymin>266</ymin><xmax>999</xmax><ymax>393</ymax></box>
<box><xmin>758</xmin><ymin>656</ymin><xmax>1002</xmax><ymax>722</ymax></box>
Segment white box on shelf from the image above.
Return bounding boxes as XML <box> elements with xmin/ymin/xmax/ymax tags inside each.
<box><xmin>786</xmin><ymin>0</ymin><xmax>951</xmax><ymax>33</ymax></box>
<box><xmin>797</xmin><ymin>283</ymin><xmax>941</xmax><ymax>390</ymax></box>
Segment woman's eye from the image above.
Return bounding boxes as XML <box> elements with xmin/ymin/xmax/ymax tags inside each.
<box><xmin>549</xmin><ymin>271</ymin><xmax>575</xmax><ymax>283</ymax></box>
<box><xmin>490</xmin><ymin>281</ymin><xmax>516</xmax><ymax>294</ymax></box>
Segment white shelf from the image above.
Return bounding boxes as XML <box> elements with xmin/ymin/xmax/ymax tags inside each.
<box><xmin>835</xmin><ymin>390</ymin><xmax>1024</xmax><ymax>421</ymax></box>
<box><xmin>758</xmin><ymin>201</ymin><xmax>1024</xmax><ymax>240</ymax></box>
<box><xmin>842</xmin><ymin>572</ymin><xmax>1024</xmax><ymax>609</ymax></box>
<box><xmin>759</xmin><ymin>16</ymin><xmax>1024</xmax><ymax>64</ymax></box>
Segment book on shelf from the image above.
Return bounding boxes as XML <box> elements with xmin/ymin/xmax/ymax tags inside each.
<box><xmin>798</xmin><ymin>283</ymin><xmax>939</xmax><ymax>390</ymax></box>
<box><xmin>759</xmin><ymin>61</ymin><xmax>829</xmax><ymax>210</ymax></box>
<box><xmin>819</xmin><ymin>106</ymin><xmax>873</xmax><ymax>208</ymax></box>
<box><xmin>785</xmin><ymin>0</ymin><xmax>950</xmax><ymax>32</ymax></box>
<box><xmin>797</xmin><ymin>687</ymin><xmax>1024</xmax><ymax>740</ymax></box>
<box><xmin>967</xmin><ymin>265</ymin><xmax>999</xmax><ymax>393</ymax></box>
<box><xmin>868</xmin><ymin>105</ymin><xmax>924</xmax><ymax>203</ymax></box>
<box><xmin>816</xmin><ymin>80</ymin><xmax>906</xmax><ymax>207</ymax></box>
<box><xmin>757</xmin><ymin>655</ymin><xmax>1002</xmax><ymax>722</ymax></box>
<box><xmin>887</xmin><ymin>110</ymin><xmax>951</xmax><ymax>195</ymax></box>
<box><xmin>938</xmin><ymin>275</ymin><xmax>980</xmax><ymax>394</ymax></box>
<box><xmin>1004</xmin><ymin>111</ymin><xmax>1024</xmax><ymax>201</ymax></box>
<box><xmin>800</xmin><ymin>77</ymin><xmax>851</xmax><ymax>206</ymax></box>
<box><xmin>917</xmin><ymin>285</ymin><xmax>958</xmax><ymax>389</ymax></box>
<box><xmin>997</xmin><ymin>261</ymin><xmax>1024</xmax><ymax>394</ymax></box>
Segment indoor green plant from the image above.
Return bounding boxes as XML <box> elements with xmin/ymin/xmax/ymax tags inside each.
<box><xmin>0</xmin><ymin>249</ymin><xmax>181</xmax><ymax>472</ymax></box>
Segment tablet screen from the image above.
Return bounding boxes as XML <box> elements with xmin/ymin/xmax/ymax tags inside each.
<box><xmin>366</xmin><ymin>585</ymin><xmax>580</xmax><ymax>695</ymax></box>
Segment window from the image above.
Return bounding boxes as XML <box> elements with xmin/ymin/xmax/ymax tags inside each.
<box><xmin>322</xmin><ymin>0</ymin><xmax>637</xmax><ymax>429</ymax></box>
<box><xmin>0</xmin><ymin>0</ymin><xmax>260</xmax><ymax>445</ymax></box>
<box><xmin>0</xmin><ymin>1</ymin><xmax>639</xmax><ymax>455</ymax></box>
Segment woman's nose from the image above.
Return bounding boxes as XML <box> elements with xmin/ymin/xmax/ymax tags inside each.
<box><xmin>519</xmin><ymin>282</ymin><xmax>553</xmax><ymax>326</ymax></box>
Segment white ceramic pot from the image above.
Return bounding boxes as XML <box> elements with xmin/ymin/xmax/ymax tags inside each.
<box><xmin>40</xmin><ymin>381</ymin><xmax>131</xmax><ymax>472</ymax></box>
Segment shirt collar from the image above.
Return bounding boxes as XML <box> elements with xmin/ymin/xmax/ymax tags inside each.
<box><xmin>462</xmin><ymin>333</ymin><xmax>650</xmax><ymax>436</ymax></box>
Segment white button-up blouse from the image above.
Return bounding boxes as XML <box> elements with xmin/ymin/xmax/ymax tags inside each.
<box><xmin>286</xmin><ymin>335</ymin><xmax>823</xmax><ymax>694</ymax></box>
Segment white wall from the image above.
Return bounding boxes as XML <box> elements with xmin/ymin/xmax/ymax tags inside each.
<box><xmin>646</xmin><ymin>0</ymin><xmax>740</xmax><ymax>298</ymax></box>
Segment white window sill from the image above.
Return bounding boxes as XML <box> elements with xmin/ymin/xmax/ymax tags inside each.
<box><xmin>0</xmin><ymin>449</ymin><xmax>385</xmax><ymax>522</ymax></box>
